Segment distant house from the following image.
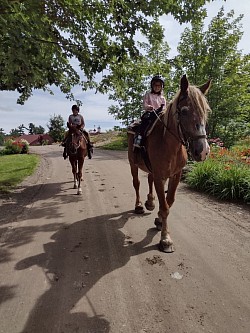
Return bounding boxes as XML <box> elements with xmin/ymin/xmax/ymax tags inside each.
<box><xmin>17</xmin><ymin>134</ymin><xmax>54</xmax><ymax>146</ymax></box>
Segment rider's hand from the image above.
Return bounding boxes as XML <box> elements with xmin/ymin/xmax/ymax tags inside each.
<box><xmin>146</xmin><ymin>105</ymin><xmax>154</xmax><ymax>111</ymax></box>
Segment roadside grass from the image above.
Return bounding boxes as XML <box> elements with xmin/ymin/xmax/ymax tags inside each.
<box><xmin>0</xmin><ymin>154</ymin><xmax>40</xmax><ymax>193</ymax></box>
<box><xmin>92</xmin><ymin>131</ymin><xmax>128</xmax><ymax>150</ymax></box>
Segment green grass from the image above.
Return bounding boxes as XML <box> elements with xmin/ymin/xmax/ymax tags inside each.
<box><xmin>0</xmin><ymin>154</ymin><xmax>40</xmax><ymax>193</ymax></box>
<box><xmin>185</xmin><ymin>158</ymin><xmax>250</xmax><ymax>203</ymax></box>
<box><xmin>93</xmin><ymin>132</ymin><xmax>128</xmax><ymax>150</ymax></box>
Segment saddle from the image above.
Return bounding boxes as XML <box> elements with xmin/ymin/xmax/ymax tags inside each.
<box><xmin>128</xmin><ymin>109</ymin><xmax>165</xmax><ymax>173</ymax></box>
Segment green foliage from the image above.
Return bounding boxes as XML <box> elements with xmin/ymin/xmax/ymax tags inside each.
<box><xmin>107</xmin><ymin>37</ymin><xmax>171</xmax><ymax>125</ymax></box>
<box><xmin>0</xmin><ymin>0</ymin><xmax>209</xmax><ymax>104</ymax></box>
<box><xmin>0</xmin><ymin>133</ymin><xmax>4</xmax><ymax>146</ymax></box>
<box><xmin>100</xmin><ymin>133</ymin><xmax>128</xmax><ymax>150</ymax></box>
<box><xmin>185</xmin><ymin>145</ymin><xmax>250</xmax><ymax>203</ymax></box>
<box><xmin>173</xmin><ymin>7</ymin><xmax>249</xmax><ymax>147</ymax></box>
<box><xmin>28</xmin><ymin>123</ymin><xmax>45</xmax><ymax>134</ymax></box>
<box><xmin>0</xmin><ymin>154</ymin><xmax>39</xmax><ymax>192</ymax></box>
<box><xmin>47</xmin><ymin>114</ymin><xmax>65</xmax><ymax>142</ymax></box>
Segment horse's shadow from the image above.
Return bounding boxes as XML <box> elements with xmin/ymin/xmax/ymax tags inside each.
<box><xmin>15</xmin><ymin>210</ymin><xmax>159</xmax><ymax>333</ymax></box>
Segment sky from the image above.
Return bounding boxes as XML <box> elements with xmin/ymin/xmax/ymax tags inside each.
<box><xmin>0</xmin><ymin>0</ymin><xmax>249</xmax><ymax>134</ymax></box>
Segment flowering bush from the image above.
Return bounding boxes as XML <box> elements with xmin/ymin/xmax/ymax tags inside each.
<box><xmin>2</xmin><ymin>138</ymin><xmax>29</xmax><ymax>155</ymax></box>
<box><xmin>185</xmin><ymin>139</ymin><xmax>250</xmax><ymax>203</ymax></box>
<box><xmin>18</xmin><ymin>139</ymin><xmax>29</xmax><ymax>154</ymax></box>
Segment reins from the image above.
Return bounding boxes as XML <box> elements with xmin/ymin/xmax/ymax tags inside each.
<box><xmin>154</xmin><ymin>94</ymin><xmax>207</xmax><ymax>149</ymax></box>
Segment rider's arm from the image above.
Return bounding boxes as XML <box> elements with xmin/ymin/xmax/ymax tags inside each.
<box><xmin>143</xmin><ymin>92</ymin><xmax>153</xmax><ymax>112</ymax></box>
<box><xmin>79</xmin><ymin>114</ymin><xmax>85</xmax><ymax>129</ymax></box>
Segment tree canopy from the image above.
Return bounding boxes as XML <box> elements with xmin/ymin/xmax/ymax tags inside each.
<box><xmin>0</xmin><ymin>0</ymin><xmax>211</xmax><ymax>103</ymax></box>
<box><xmin>108</xmin><ymin>6</ymin><xmax>250</xmax><ymax>147</ymax></box>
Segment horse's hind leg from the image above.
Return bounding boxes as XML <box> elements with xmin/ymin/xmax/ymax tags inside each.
<box><xmin>129</xmin><ymin>163</ymin><xmax>144</xmax><ymax>214</ymax></box>
<box><xmin>145</xmin><ymin>173</ymin><xmax>155</xmax><ymax>211</ymax></box>
<box><xmin>154</xmin><ymin>178</ymin><xmax>174</xmax><ymax>253</ymax></box>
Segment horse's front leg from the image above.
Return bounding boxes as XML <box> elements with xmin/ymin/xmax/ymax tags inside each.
<box><xmin>145</xmin><ymin>173</ymin><xmax>155</xmax><ymax>211</ymax></box>
<box><xmin>71</xmin><ymin>160</ymin><xmax>77</xmax><ymax>189</ymax></box>
<box><xmin>76</xmin><ymin>159</ymin><xmax>84</xmax><ymax>195</ymax></box>
<box><xmin>154</xmin><ymin>178</ymin><xmax>174</xmax><ymax>253</ymax></box>
<box><xmin>130</xmin><ymin>163</ymin><xmax>144</xmax><ymax>214</ymax></box>
<box><xmin>166</xmin><ymin>172</ymin><xmax>182</xmax><ymax>208</ymax></box>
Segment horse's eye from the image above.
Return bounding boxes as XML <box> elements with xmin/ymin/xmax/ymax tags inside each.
<box><xmin>181</xmin><ymin>106</ymin><xmax>189</xmax><ymax>116</ymax></box>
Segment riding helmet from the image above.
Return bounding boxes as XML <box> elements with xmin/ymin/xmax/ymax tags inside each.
<box><xmin>151</xmin><ymin>75</ymin><xmax>165</xmax><ymax>88</ymax></box>
<box><xmin>72</xmin><ymin>104</ymin><xmax>79</xmax><ymax>112</ymax></box>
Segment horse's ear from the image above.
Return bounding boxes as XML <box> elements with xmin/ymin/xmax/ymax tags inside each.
<box><xmin>180</xmin><ymin>74</ymin><xmax>189</xmax><ymax>94</ymax></box>
<box><xmin>199</xmin><ymin>79</ymin><xmax>212</xmax><ymax>95</ymax></box>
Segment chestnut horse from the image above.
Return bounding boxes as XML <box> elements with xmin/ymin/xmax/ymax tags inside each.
<box><xmin>128</xmin><ymin>75</ymin><xmax>211</xmax><ymax>252</ymax></box>
<box><xmin>67</xmin><ymin>127</ymin><xmax>88</xmax><ymax>195</ymax></box>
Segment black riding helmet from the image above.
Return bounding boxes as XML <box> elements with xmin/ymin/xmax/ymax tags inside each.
<box><xmin>72</xmin><ymin>104</ymin><xmax>79</xmax><ymax>112</ymax></box>
<box><xmin>151</xmin><ymin>75</ymin><xmax>165</xmax><ymax>89</ymax></box>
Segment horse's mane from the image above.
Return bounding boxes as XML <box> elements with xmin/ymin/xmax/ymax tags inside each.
<box><xmin>164</xmin><ymin>84</ymin><xmax>211</xmax><ymax>123</ymax></box>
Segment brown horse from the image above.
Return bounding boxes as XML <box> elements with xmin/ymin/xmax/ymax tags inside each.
<box><xmin>128</xmin><ymin>75</ymin><xmax>211</xmax><ymax>253</ymax></box>
<box><xmin>67</xmin><ymin>126</ymin><xmax>88</xmax><ymax>195</ymax></box>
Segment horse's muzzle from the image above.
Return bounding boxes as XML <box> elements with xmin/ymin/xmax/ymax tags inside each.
<box><xmin>190</xmin><ymin>138</ymin><xmax>210</xmax><ymax>162</ymax></box>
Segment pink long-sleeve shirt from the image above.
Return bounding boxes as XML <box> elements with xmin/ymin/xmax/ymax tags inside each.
<box><xmin>143</xmin><ymin>92</ymin><xmax>166</xmax><ymax>112</ymax></box>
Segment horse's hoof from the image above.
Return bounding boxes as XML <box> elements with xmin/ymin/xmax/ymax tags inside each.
<box><xmin>134</xmin><ymin>205</ymin><xmax>144</xmax><ymax>214</ymax></box>
<box><xmin>154</xmin><ymin>218</ymin><xmax>162</xmax><ymax>231</ymax></box>
<box><xmin>73</xmin><ymin>185</ymin><xmax>77</xmax><ymax>189</ymax></box>
<box><xmin>145</xmin><ymin>200</ymin><xmax>155</xmax><ymax>211</ymax></box>
<box><xmin>158</xmin><ymin>241</ymin><xmax>175</xmax><ymax>253</ymax></box>
<box><xmin>77</xmin><ymin>189</ymin><xmax>82</xmax><ymax>195</ymax></box>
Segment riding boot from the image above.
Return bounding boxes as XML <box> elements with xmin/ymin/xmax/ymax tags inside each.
<box><xmin>87</xmin><ymin>142</ymin><xmax>93</xmax><ymax>159</ymax></box>
<box><xmin>133</xmin><ymin>114</ymin><xmax>149</xmax><ymax>149</ymax></box>
<box><xmin>63</xmin><ymin>147</ymin><xmax>68</xmax><ymax>159</ymax></box>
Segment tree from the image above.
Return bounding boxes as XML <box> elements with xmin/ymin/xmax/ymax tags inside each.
<box><xmin>47</xmin><ymin>114</ymin><xmax>65</xmax><ymax>142</ymax></box>
<box><xmin>0</xmin><ymin>0</ymin><xmax>211</xmax><ymax>104</ymax></box>
<box><xmin>0</xmin><ymin>127</ymin><xmax>5</xmax><ymax>145</ymax></box>
<box><xmin>107</xmin><ymin>22</ymin><xmax>171</xmax><ymax>125</ymax></box>
<box><xmin>28</xmin><ymin>123</ymin><xmax>35</xmax><ymax>135</ymax></box>
<box><xmin>9</xmin><ymin>128</ymin><xmax>22</xmax><ymax>137</ymax></box>
<box><xmin>28</xmin><ymin>123</ymin><xmax>45</xmax><ymax>134</ymax></box>
<box><xmin>173</xmin><ymin>7</ymin><xmax>248</xmax><ymax>146</ymax></box>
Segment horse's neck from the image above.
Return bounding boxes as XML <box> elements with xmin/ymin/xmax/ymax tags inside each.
<box><xmin>163</xmin><ymin>101</ymin><xmax>178</xmax><ymax>132</ymax></box>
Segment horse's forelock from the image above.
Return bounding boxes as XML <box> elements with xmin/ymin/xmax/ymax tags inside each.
<box><xmin>167</xmin><ymin>86</ymin><xmax>210</xmax><ymax>121</ymax></box>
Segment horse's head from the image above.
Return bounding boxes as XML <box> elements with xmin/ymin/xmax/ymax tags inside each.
<box><xmin>175</xmin><ymin>75</ymin><xmax>211</xmax><ymax>162</ymax></box>
<box><xmin>68</xmin><ymin>129</ymin><xmax>83</xmax><ymax>155</ymax></box>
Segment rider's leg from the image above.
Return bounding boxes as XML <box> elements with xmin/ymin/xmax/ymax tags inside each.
<box><xmin>83</xmin><ymin>130</ymin><xmax>93</xmax><ymax>159</ymax></box>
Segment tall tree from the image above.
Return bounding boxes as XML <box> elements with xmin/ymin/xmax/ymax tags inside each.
<box><xmin>173</xmin><ymin>7</ymin><xmax>248</xmax><ymax>146</ymax></box>
<box><xmin>47</xmin><ymin>114</ymin><xmax>65</xmax><ymax>142</ymax></box>
<box><xmin>107</xmin><ymin>22</ymin><xmax>171</xmax><ymax>125</ymax></box>
<box><xmin>0</xmin><ymin>0</ymin><xmax>211</xmax><ymax>104</ymax></box>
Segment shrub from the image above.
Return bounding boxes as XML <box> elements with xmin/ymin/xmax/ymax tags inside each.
<box><xmin>185</xmin><ymin>145</ymin><xmax>250</xmax><ymax>203</ymax></box>
<box><xmin>2</xmin><ymin>139</ymin><xmax>29</xmax><ymax>155</ymax></box>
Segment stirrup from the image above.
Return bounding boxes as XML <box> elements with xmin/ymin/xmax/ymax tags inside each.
<box><xmin>133</xmin><ymin>143</ymin><xmax>141</xmax><ymax>148</ymax></box>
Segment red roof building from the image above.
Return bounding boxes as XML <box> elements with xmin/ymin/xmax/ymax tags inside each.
<box><xmin>17</xmin><ymin>134</ymin><xmax>54</xmax><ymax>146</ymax></box>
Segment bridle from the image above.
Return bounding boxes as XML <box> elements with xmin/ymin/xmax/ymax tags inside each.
<box><xmin>154</xmin><ymin>93</ymin><xmax>207</xmax><ymax>149</ymax></box>
<box><xmin>69</xmin><ymin>133</ymin><xmax>82</xmax><ymax>155</ymax></box>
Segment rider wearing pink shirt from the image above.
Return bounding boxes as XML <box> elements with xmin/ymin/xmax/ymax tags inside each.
<box><xmin>134</xmin><ymin>75</ymin><xmax>166</xmax><ymax>148</ymax></box>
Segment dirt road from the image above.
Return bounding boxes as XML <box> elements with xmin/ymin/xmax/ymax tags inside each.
<box><xmin>0</xmin><ymin>145</ymin><xmax>250</xmax><ymax>333</ymax></box>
